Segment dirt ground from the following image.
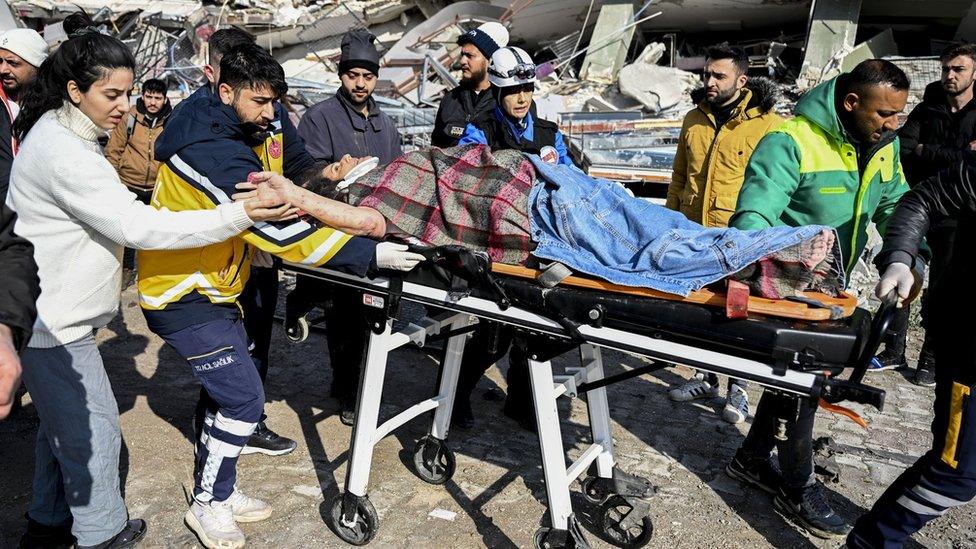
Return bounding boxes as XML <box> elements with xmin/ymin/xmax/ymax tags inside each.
<box><xmin>1</xmin><ymin>285</ymin><xmax>974</xmax><ymax>549</ymax></box>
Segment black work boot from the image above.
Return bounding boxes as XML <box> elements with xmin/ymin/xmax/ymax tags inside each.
<box><xmin>725</xmin><ymin>451</ymin><xmax>782</xmax><ymax>494</ymax></box>
<box><xmin>19</xmin><ymin>515</ymin><xmax>75</xmax><ymax>549</ymax></box>
<box><xmin>451</xmin><ymin>396</ymin><xmax>475</xmax><ymax>429</ymax></box>
<box><xmin>502</xmin><ymin>399</ymin><xmax>537</xmax><ymax>433</ymax></box>
<box><xmin>241</xmin><ymin>422</ymin><xmax>298</xmax><ymax>456</ymax></box>
<box><xmin>912</xmin><ymin>343</ymin><xmax>936</xmax><ymax>387</ymax></box>
<box><xmin>339</xmin><ymin>397</ymin><xmax>356</xmax><ymax>426</ymax></box>
<box><xmin>75</xmin><ymin>519</ymin><xmax>146</xmax><ymax>549</ymax></box>
<box><xmin>774</xmin><ymin>482</ymin><xmax>850</xmax><ymax>538</ymax></box>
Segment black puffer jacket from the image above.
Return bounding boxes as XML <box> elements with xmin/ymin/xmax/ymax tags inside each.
<box><xmin>899</xmin><ymin>81</ymin><xmax>976</xmax><ymax>185</ymax></box>
<box><xmin>0</xmin><ymin>203</ymin><xmax>39</xmax><ymax>351</ymax></box>
<box><xmin>874</xmin><ymin>164</ymin><xmax>976</xmax><ymax>309</ymax></box>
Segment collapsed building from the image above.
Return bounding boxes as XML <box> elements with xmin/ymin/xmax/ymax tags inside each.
<box><xmin>2</xmin><ymin>0</ymin><xmax>975</xmax><ymax>192</ymax></box>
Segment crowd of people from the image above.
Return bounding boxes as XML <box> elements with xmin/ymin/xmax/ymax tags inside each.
<box><xmin>0</xmin><ymin>10</ymin><xmax>973</xmax><ymax>549</ymax></box>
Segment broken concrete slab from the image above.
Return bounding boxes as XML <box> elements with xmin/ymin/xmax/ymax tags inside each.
<box><xmin>579</xmin><ymin>0</ymin><xmax>635</xmax><ymax>84</ymax></box>
<box><xmin>797</xmin><ymin>0</ymin><xmax>863</xmax><ymax>89</ymax></box>
<box><xmin>618</xmin><ymin>43</ymin><xmax>699</xmax><ymax>114</ymax></box>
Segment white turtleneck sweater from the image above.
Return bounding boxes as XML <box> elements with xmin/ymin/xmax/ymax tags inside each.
<box><xmin>6</xmin><ymin>102</ymin><xmax>254</xmax><ymax>348</ymax></box>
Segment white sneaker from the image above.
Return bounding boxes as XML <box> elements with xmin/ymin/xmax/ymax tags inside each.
<box><xmin>669</xmin><ymin>377</ymin><xmax>719</xmax><ymax>402</ymax></box>
<box><xmin>722</xmin><ymin>384</ymin><xmax>750</xmax><ymax>424</ymax></box>
<box><xmin>227</xmin><ymin>490</ymin><xmax>273</xmax><ymax>523</ymax></box>
<box><xmin>185</xmin><ymin>499</ymin><xmax>246</xmax><ymax>549</ymax></box>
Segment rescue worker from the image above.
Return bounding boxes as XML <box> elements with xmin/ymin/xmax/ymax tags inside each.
<box><xmin>459</xmin><ymin>46</ymin><xmax>575</xmax><ymax>167</ymax></box>
<box><xmin>295</xmin><ymin>29</ymin><xmax>404</xmax><ymax>425</ymax></box>
<box><xmin>431</xmin><ymin>22</ymin><xmax>509</xmax><ymax>147</ymax></box>
<box><xmin>0</xmin><ymin>28</ymin><xmax>47</xmax><ymax>201</ymax></box>
<box><xmin>846</xmin><ymin>148</ymin><xmax>976</xmax><ymax>547</ymax></box>
<box><xmin>876</xmin><ymin>43</ymin><xmax>976</xmax><ymax>386</ymax></box>
<box><xmin>185</xmin><ymin>28</ymin><xmax>321</xmax><ymax>457</ymax></box>
<box><xmin>138</xmin><ymin>43</ymin><xmax>422</xmax><ymax>547</ymax></box>
<box><xmin>665</xmin><ymin>45</ymin><xmax>784</xmax><ymax>424</ymax></box>
<box><xmin>450</xmin><ymin>46</ymin><xmax>576</xmax><ymax>432</ymax></box>
<box><xmin>725</xmin><ymin>59</ymin><xmax>913</xmax><ymax>539</ymax></box>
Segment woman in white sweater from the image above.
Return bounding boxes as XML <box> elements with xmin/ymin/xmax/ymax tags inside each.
<box><xmin>5</xmin><ymin>14</ymin><xmax>294</xmax><ymax>549</ymax></box>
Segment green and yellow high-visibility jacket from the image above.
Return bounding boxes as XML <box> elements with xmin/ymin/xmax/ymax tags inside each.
<box><xmin>730</xmin><ymin>76</ymin><xmax>909</xmax><ymax>274</ymax></box>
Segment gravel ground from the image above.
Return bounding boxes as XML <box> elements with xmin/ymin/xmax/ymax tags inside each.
<box><xmin>1</xmin><ymin>284</ymin><xmax>973</xmax><ymax>549</ymax></box>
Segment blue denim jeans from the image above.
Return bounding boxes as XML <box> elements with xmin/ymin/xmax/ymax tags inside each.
<box><xmin>527</xmin><ymin>156</ymin><xmax>842</xmax><ymax>296</ymax></box>
<box><xmin>21</xmin><ymin>334</ymin><xmax>129</xmax><ymax>546</ymax></box>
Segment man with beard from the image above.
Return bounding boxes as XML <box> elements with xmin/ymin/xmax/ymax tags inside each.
<box><xmin>138</xmin><ymin>43</ymin><xmax>420</xmax><ymax>547</ymax></box>
<box><xmin>725</xmin><ymin>59</ymin><xmax>913</xmax><ymax>539</ymax></box>
<box><xmin>664</xmin><ymin>45</ymin><xmax>783</xmax><ymax>425</ymax></box>
<box><xmin>431</xmin><ymin>22</ymin><xmax>509</xmax><ymax>147</ymax></box>
<box><xmin>297</xmin><ymin>29</ymin><xmax>401</xmax><ymax>164</ymax></box>
<box><xmin>296</xmin><ymin>29</ymin><xmax>403</xmax><ymax>425</ymax></box>
<box><xmin>0</xmin><ymin>28</ymin><xmax>47</xmax><ymax>201</ymax></box>
<box><xmin>873</xmin><ymin>43</ymin><xmax>976</xmax><ymax>386</ymax></box>
<box><xmin>105</xmin><ymin>78</ymin><xmax>172</xmax><ymax>204</ymax></box>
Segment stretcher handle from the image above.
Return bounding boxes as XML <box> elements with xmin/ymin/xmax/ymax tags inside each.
<box><xmin>849</xmin><ymin>290</ymin><xmax>899</xmax><ymax>385</ymax></box>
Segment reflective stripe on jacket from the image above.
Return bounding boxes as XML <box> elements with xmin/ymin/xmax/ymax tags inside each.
<box><xmin>732</xmin><ymin>76</ymin><xmax>909</xmax><ymax>273</ymax></box>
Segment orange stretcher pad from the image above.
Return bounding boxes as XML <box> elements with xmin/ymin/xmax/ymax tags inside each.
<box><xmin>491</xmin><ymin>263</ymin><xmax>857</xmax><ymax>322</ymax></box>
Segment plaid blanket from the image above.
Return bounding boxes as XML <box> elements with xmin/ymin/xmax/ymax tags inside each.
<box><xmin>732</xmin><ymin>229</ymin><xmax>844</xmax><ymax>299</ymax></box>
<box><xmin>347</xmin><ymin>145</ymin><xmax>536</xmax><ymax>264</ymax></box>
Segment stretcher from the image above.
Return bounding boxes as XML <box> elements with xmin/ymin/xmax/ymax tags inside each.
<box><xmin>283</xmin><ymin>246</ymin><xmax>893</xmax><ymax>548</ymax></box>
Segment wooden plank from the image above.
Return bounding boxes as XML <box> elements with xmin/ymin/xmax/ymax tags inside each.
<box><xmin>491</xmin><ymin>263</ymin><xmax>857</xmax><ymax>321</ymax></box>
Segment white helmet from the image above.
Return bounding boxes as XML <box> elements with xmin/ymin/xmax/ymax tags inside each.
<box><xmin>488</xmin><ymin>46</ymin><xmax>537</xmax><ymax>89</ymax></box>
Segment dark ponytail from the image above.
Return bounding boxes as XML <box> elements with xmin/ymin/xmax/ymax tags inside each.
<box><xmin>13</xmin><ymin>12</ymin><xmax>135</xmax><ymax>140</ymax></box>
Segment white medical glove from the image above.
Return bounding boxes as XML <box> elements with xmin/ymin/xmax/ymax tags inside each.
<box><xmin>375</xmin><ymin>242</ymin><xmax>426</xmax><ymax>271</ymax></box>
<box><xmin>875</xmin><ymin>262</ymin><xmax>914</xmax><ymax>305</ymax></box>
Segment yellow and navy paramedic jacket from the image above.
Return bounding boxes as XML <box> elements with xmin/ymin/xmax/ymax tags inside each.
<box><xmin>137</xmin><ymin>86</ymin><xmax>377</xmax><ymax>334</ymax></box>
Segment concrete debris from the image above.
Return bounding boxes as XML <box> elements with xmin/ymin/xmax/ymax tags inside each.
<box><xmin>9</xmin><ymin>0</ymin><xmax>972</xmax><ymax>189</ymax></box>
<box><xmin>617</xmin><ymin>43</ymin><xmax>698</xmax><ymax>115</ymax></box>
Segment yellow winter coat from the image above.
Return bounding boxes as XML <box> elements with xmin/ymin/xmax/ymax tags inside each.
<box><xmin>666</xmin><ymin>79</ymin><xmax>784</xmax><ymax>227</ymax></box>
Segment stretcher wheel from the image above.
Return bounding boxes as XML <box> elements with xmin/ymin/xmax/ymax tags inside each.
<box><xmin>285</xmin><ymin>316</ymin><xmax>309</xmax><ymax>343</ymax></box>
<box><xmin>580</xmin><ymin>476</ymin><xmax>609</xmax><ymax>504</ymax></box>
<box><xmin>600</xmin><ymin>495</ymin><xmax>653</xmax><ymax>548</ymax></box>
<box><xmin>412</xmin><ymin>435</ymin><xmax>455</xmax><ymax>485</ymax></box>
<box><xmin>326</xmin><ymin>492</ymin><xmax>378</xmax><ymax>546</ymax></box>
<box><xmin>534</xmin><ymin>527</ymin><xmax>553</xmax><ymax>549</ymax></box>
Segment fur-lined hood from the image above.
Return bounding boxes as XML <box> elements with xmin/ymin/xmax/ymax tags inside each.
<box><xmin>689</xmin><ymin>76</ymin><xmax>780</xmax><ymax>115</ymax></box>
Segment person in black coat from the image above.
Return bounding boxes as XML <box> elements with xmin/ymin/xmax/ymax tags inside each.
<box><xmin>431</xmin><ymin>22</ymin><xmax>509</xmax><ymax>148</ymax></box>
<box><xmin>848</xmin><ymin>160</ymin><xmax>976</xmax><ymax>548</ymax></box>
<box><xmin>877</xmin><ymin>44</ymin><xmax>976</xmax><ymax>385</ymax></box>
<box><xmin>0</xmin><ymin>202</ymin><xmax>40</xmax><ymax>418</ymax></box>
<box><xmin>295</xmin><ymin>30</ymin><xmax>404</xmax><ymax>425</ymax></box>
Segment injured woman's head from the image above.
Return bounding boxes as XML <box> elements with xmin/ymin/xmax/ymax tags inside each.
<box><xmin>324</xmin><ymin>154</ymin><xmax>368</xmax><ymax>182</ymax></box>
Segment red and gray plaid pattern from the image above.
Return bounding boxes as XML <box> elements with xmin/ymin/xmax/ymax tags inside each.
<box><xmin>348</xmin><ymin>145</ymin><xmax>536</xmax><ymax>264</ymax></box>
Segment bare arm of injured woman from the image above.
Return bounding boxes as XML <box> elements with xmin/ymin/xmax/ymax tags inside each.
<box><xmin>236</xmin><ymin>171</ymin><xmax>386</xmax><ymax>238</ymax></box>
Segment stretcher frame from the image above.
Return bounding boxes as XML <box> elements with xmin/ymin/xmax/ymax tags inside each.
<box><xmin>285</xmin><ymin>263</ymin><xmax>886</xmax><ymax>548</ymax></box>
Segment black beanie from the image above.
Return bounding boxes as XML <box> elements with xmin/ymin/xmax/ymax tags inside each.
<box><xmin>338</xmin><ymin>29</ymin><xmax>380</xmax><ymax>75</ymax></box>
<box><xmin>457</xmin><ymin>28</ymin><xmax>502</xmax><ymax>59</ymax></box>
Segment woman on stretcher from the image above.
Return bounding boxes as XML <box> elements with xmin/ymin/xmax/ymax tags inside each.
<box><xmin>236</xmin><ymin>144</ymin><xmax>844</xmax><ymax>301</ymax></box>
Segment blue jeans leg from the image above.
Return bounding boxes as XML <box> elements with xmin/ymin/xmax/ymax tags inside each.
<box><xmin>20</xmin><ymin>334</ymin><xmax>129</xmax><ymax>546</ymax></box>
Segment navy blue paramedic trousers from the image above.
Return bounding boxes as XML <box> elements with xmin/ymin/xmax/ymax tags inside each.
<box><xmin>160</xmin><ymin>318</ymin><xmax>265</xmax><ymax>502</ymax></box>
<box><xmin>847</xmin><ymin>335</ymin><xmax>976</xmax><ymax>548</ymax></box>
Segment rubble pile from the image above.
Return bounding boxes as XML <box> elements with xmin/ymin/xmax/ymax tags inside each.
<box><xmin>3</xmin><ymin>0</ymin><xmax>967</xmax><ymax>193</ymax></box>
